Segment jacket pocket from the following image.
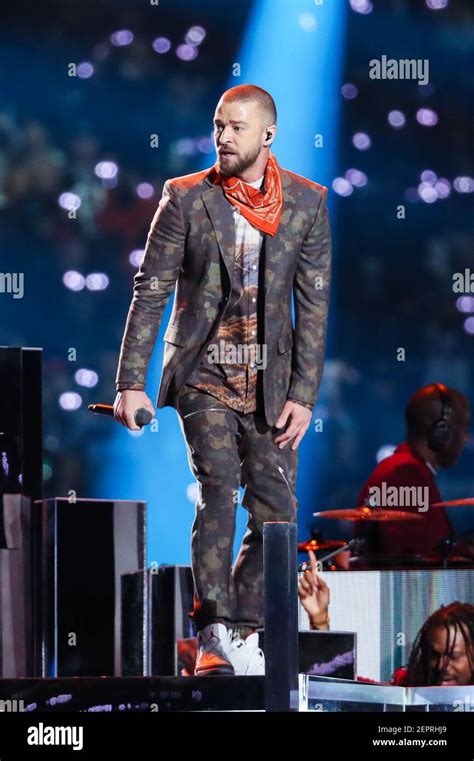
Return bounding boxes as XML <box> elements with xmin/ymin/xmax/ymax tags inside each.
<box><xmin>163</xmin><ymin>324</ymin><xmax>189</xmax><ymax>347</ymax></box>
<box><xmin>277</xmin><ymin>334</ymin><xmax>293</xmax><ymax>354</ymax></box>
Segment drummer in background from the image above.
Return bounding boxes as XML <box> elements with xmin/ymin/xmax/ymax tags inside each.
<box><xmin>355</xmin><ymin>383</ymin><xmax>472</xmax><ymax>558</ymax></box>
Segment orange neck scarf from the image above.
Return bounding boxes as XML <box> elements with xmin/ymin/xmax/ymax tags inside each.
<box><xmin>212</xmin><ymin>151</ymin><xmax>283</xmax><ymax>236</ymax></box>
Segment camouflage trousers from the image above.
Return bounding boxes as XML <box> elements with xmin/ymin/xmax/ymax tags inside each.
<box><xmin>176</xmin><ymin>384</ymin><xmax>298</xmax><ymax>633</ymax></box>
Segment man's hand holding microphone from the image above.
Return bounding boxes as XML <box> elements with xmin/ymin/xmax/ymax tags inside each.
<box><xmin>113</xmin><ymin>390</ymin><xmax>156</xmax><ymax>431</ymax></box>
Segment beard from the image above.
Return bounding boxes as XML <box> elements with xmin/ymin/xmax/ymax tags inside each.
<box><xmin>216</xmin><ymin>141</ymin><xmax>263</xmax><ymax>178</ymax></box>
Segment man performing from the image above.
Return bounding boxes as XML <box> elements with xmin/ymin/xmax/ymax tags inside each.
<box><xmin>113</xmin><ymin>84</ymin><xmax>332</xmax><ymax>675</ymax></box>
<box><xmin>356</xmin><ymin>383</ymin><xmax>471</xmax><ymax>559</ymax></box>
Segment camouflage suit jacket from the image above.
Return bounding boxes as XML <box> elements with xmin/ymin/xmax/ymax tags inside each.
<box><xmin>115</xmin><ymin>164</ymin><xmax>332</xmax><ymax>427</ymax></box>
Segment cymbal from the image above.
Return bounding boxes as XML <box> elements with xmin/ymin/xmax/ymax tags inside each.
<box><xmin>432</xmin><ymin>498</ymin><xmax>474</xmax><ymax>508</ymax></box>
<box><xmin>414</xmin><ymin>553</ymin><xmax>472</xmax><ymax>564</ymax></box>
<box><xmin>350</xmin><ymin>553</ymin><xmax>473</xmax><ymax>569</ymax></box>
<box><xmin>313</xmin><ymin>507</ymin><xmax>422</xmax><ymax>522</ymax></box>
<box><xmin>297</xmin><ymin>539</ymin><xmax>347</xmax><ymax>553</ymax></box>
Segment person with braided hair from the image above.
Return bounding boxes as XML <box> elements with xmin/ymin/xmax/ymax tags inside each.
<box><xmin>299</xmin><ymin>553</ymin><xmax>474</xmax><ymax>686</ymax></box>
<box><xmin>396</xmin><ymin>602</ymin><xmax>474</xmax><ymax>687</ymax></box>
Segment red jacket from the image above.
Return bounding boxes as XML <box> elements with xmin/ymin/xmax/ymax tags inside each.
<box><xmin>357</xmin><ymin>443</ymin><xmax>452</xmax><ymax>555</ymax></box>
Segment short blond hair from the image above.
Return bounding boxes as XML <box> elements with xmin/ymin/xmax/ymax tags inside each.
<box><xmin>220</xmin><ymin>84</ymin><xmax>277</xmax><ymax>128</ymax></box>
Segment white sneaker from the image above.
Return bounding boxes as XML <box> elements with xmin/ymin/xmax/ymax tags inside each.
<box><xmin>228</xmin><ymin>631</ymin><xmax>265</xmax><ymax>675</ymax></box>
<box><xmin>194</xmin><ymin>623</ymin><xmax>235</xmax><ymax>676</ymax></box>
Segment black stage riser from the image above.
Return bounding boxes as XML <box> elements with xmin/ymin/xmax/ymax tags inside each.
<box><xmin>0</xmin><ymin>676</ymin><xmax>264</xmax><ymax>712</ymax></box>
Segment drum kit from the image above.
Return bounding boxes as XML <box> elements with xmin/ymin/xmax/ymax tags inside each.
<box><xmin>297</xmin><ymin>499</ymin><xmax>474</xmax><ymax>570</ymax></box>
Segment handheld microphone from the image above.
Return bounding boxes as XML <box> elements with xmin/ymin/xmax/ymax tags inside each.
<box><xmin>88</xmin><ymin>403</ymin><xmax>153</xmax><ymax>427</ymax></box>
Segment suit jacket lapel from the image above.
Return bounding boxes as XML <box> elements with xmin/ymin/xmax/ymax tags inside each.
<box><xmin>201</xmin><ymin>168</ymin><xmax>297</xmax><ymax>295</ymax></box>
<box><xmin>263</xmin><ymin>173</ymin><xmax>297</xmax><ymax>296</ymax></box>
<box><xmin>201</xmin><ymin>183</ymin><xmax>236</xmax><ymax>284</ymax></box>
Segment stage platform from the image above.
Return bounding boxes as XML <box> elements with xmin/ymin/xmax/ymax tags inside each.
<box><xmin>0</xmin><ymin>676</ymin><xmax>264</xmax><ymax>713</ymax></box>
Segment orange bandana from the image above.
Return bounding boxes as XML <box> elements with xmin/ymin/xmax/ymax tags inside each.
<box><xmin>212</xmin><ymin>151</ymin><xmax>283</xmax><ymax>236</ymax></box>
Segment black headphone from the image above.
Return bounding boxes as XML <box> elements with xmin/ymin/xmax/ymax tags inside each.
<box><xmin>427</xmin><ymin>383</ymin><xmax>452</xmax><ymax>452</ymax></box>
